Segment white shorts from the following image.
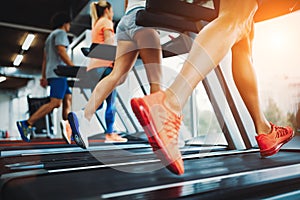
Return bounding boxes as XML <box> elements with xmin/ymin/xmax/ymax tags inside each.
<box><xmin>116</xmin><ymin>7</ymin><xmax>145</xmax><ymax>41</ymax></box>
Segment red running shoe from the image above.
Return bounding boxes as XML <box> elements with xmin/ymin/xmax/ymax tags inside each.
<box><xmin>255</xmin><ymin>122</ymin><xmax>294</xmax><ymax>157</ymax></box>
<box><xmin>131</xmin><ymin>91</ymin><xmax>184</xmax><ymax>175</ymax></box>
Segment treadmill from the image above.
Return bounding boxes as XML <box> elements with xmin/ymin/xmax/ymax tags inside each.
<box><xmin>1</xmin><ymin>0</ymin><xmax>300</xmax><ymax>199</ymax></box>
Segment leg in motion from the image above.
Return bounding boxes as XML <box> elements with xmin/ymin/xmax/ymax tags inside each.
<box><xmin>232</xmin><ymin>22</ymin><xmax>293</xmax><ymax>157</ymax></box>
<box><xmin>61</xmin><ymin>93</ymin><xmax>73</xmax><ymax>144</ymax></box>
<box><xmin>104</xmin><ymin>90</ymin><xmax>128</xmax><ymax>143</ymax></box>
<box><xmin>131</xmin><ymin>0</ymin><xmax>261</xmax><ymax>175</ymax></box>
<box><xmin>17</xmin><ymin>98</ymin><xmax>62</xmax><ymax>142</ymax></box>
<box><xmin>134</xmin><ymin>28</ymin><xmax>162</xmax><ymax>93</ymax></box>
<box><xmin>68</xmin><ymin>41</ymin><xmax>138</xmax><ymax>148</ymax></box>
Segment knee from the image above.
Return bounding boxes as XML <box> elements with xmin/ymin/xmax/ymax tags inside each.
<box><xmin>109</xmin><ymin>71</ymin><xmax>128</xmax><ymax>85</ymax></box>
<box><xmin>117</xmin><ymin>74</ymin><xmax>128</xmax><ymax>85</ymax></box>
<box><xmin>53</xmin><ymin>102</ymin><xmax>62</xmax><ymax>109</ymax></box>
<box><xmin>50</xmin><ymin>100</ymin><xmax>62</xmax><ymax>109</ymax></box>
<box><xmin>217</xmin><ymin>13</ymin><xmax>254</xmax><ymax>41</ymax></box>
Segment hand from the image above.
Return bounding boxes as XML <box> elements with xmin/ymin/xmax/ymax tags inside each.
<box><xmin>40</xmin><ymin>78</ymin><xmax>48</xmax><ymax>88</ymax></box>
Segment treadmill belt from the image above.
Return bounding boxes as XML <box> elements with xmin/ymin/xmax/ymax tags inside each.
<box><xmin>1</xmin><ymin>145</ymin><xmax>226</xmax><ymax>174</ymax></box>
<box><xmin>2</xmin><ymin>150</ymin><xmax>300</xmax><ymax>199</ymax></box>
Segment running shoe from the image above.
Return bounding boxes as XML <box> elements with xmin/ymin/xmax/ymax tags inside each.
<box><xmin>60</xmin><ymin>120</ymin><xmax>72</xmax><ymax>144</ymax></box>
<box><xmin>131</xmin><ymin>91</ymin><xmax>184</xmax><ymax>175</ymax></box>
<box><xmin>16</xmin><ymin>120</ymin><xmax>33</xmax><ymax>142</ymax></box>
<box><xmin>105</xmin><ymin>133</ymin><xmax>128</xmax><ymax>143</ymax></box>
<box><xmin>256</xmin><ymin>122</ymin><xmax>294</xmax><ymax>157</ymax></box>
<box><xmin>68</xmin><ymin>110</ymin><xmax>90</xmax><ymax>149</ymax></box>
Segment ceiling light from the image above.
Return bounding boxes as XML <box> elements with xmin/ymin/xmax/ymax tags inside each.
<box><xmin>22</xmin><ymin>33</ymin><xmax>35</xmax><ymax>50</ymax></box>
<box><xmin>0</xmin><ymin>76</ymin><xmax>6</xmax><ymax>83</ymax></box>
<box><xmin>3</xmin><ymin>67</ymin><xmax>17</xmax><ymax>74</ymax></box>
<box><xmin>13</xmin><ymin>54</ymin><xmax>23</xmax><ymax>66</ymax></box>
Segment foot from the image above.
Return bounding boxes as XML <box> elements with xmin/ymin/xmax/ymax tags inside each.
<box><xmin>60</xmin><ymin>120</ymin><xmax>72</xmax><ymax>144</ymax></box>
<box><xmin>256</xmin><ymin>122</ymin><xmax>294</xmax><ymax>157</ymax></box>
<box><xmin>105</xmin><ymin>133</ymin><xmax>128</xmax><ymax>143</ymax></box>
<box><xmin>131</xmin><ymin>91</ymin><xmax>184</xmax><ymax>175</ymax></box>
<box><xmin>68</xmin><ymin>110</ymin><xmax>91</xmax><ymax>149</ymax></box>
<box><xmin>16</xmin><ymin>120</ymin><xmax>33</xmax><ymax>142</ymax></box>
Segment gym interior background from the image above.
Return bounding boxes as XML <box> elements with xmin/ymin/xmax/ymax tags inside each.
<box><xmin>1</xmin><ymin>0</ymin><xmax>300</xmax><ymax>199</ymax></box>
<box><xmin>0</xmin><ymin>0</ymin><xmax>300</xmax><ymax>141</ymax></box>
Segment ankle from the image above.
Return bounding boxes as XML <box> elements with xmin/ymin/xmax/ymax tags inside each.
<box><xmin>256</xmin><ymin>122</ymin><xmax>272</xmax><ymax>135</ymax></box>
<box><xmin>26</xmin><ymin>120</ymin><xmax>33</xmax><ymax>127</ymax></box>
<box><xmin>164</xmin><ymin>90</ymin><xmax>182</xmax><ymax>116</ymax></box>
<box><xmin>83</xmin><ymin>111</ymin><xmax>92</xmax><ymax>122</ymax></box>
<box><xmin>165</xmin><ymin>101</ymin><xmax>181</xmax><ymax>116</ymax></box>
<box><xmin>150</xmin><ymin>83</ymin><xmax>161</xmax><ymax>94</ymax></box>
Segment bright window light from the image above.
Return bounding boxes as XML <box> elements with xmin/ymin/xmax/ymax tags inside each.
<box><xmin>0</xmin><ymin>76</ymin><xmax>6</xmax><ymax>83</ymax></box>
<box><xmin>13</xmin><ymin>54</ymin><xmax>23</xmax><ymax>66</ymax></box>
<box><xmin>22</xmin><ymin>33</ymin><xmax>35</xmax><ymax>50</ymax></box>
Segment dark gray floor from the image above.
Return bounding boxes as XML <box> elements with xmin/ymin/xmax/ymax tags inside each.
<box><xmin>2</xmin><ymin>149</ymin><xmax>300</xmax><ymax>200</ymax></box>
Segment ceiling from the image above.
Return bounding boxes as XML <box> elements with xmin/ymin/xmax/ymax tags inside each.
<box><xmin>0</xmin><ymin>0</ymin><xmax>92</xmax><ymax>91</ymax></box>
<box><xmin>2</xmin><ymin>0</ymin><xmax>300</xmax><ymax>92</ymax></box>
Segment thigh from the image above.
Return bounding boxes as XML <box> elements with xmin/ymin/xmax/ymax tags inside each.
<box><xmin>134</xmin><ymin>28</ymin><xmax>161</xmax><ymax>49</ymax></box>
<box><xmin>112</xmin><ymin>40</ymin><xmax>139</xmax><ymax>80</ymax></box>
<box><xmin>219</xmin><ymin>0</ymin><xmax>258</xmax><ymax>18</ymax></box>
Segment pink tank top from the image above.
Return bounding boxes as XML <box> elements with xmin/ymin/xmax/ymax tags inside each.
<box><xmin>87</xmin><ymin>18</ymin><xmax>114</xmax><ymax>71</ymax></box>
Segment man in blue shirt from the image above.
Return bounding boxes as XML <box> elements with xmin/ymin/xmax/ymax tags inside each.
<box><xmin>17</xmin><ymin>12</ymin><xmax>74</xmax><ymax>143</ymax></box>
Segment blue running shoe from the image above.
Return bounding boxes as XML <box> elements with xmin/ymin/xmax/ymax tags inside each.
<box><xmin>68</xmin><ymin>111</ymin><xmax>89</xmax><ymax>149</ymax></box>
<box><xmin>16</xmin><ymin>120</ymin><xmax>33</xmax><ymax>142</ymax></box>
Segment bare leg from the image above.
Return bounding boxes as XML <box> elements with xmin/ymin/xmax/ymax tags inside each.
<box><xmin>84</xmin><ymin>40</ymin><xmax>139</xmax><ymax>120</ymax></box>
<box><xmin>134</xmin><ymin>28</ymin><xmax>162</xmax><ymax>93</ymax></box>
<box><xmin>231</xmin><ymin>22</ymin><xmax>271</xmax><ymax>135</ymax></box>
<box><xmin>62</xmin><ymin>93</ymin><xmax>72</xmax><ymax>120</ymax></box>
<box><xmin>165</xmin><ymin>0</ymin><xmax>259</xmax><ymax>114</ymax></box>
<box><xmin>27</xmin><ymin>98</ymin><xmax>61</xmax><ymax>125</ymax></box>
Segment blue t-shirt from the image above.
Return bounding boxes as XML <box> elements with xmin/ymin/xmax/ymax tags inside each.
<box><xmin>44</xmin><ymin>29</ymin><xmax>70</xmax><ymax>78</ymax></box>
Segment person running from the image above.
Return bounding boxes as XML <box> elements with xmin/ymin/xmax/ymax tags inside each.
<box><xmin>66</xmin><ymin>0</ymin><xmax>128</xmax><ymax>144</ymax></box>
<box><xmin>68</xmin><ymin>0</ymin><xmax>162</xmax><ymax>148</ymax></box>
<box><xmin>16</xmin><ymin>12</ymin><xmax>74</xmax><ymax>143</ymax></box>
<box><xmin>131</xmin><ymin>0</ymin><xmax>294</xmax><ymax>175</ymax></box>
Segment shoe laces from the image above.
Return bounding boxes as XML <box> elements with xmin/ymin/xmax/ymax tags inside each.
<box><xmin>274</xmin><ymin>125</ymin><xmax>289</xmax><ymax>138</ymax></box>
<box><xmin>160</xmin><ymin>113</ymin><xmax>183</xmax><ymax>142</ymax></box>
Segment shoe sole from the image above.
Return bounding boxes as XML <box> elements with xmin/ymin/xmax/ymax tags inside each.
<box><xmin>60</xmin><ymin>122</ymin><xmax>71</xmax><ymax>144</ymax></box>
<box><xmin>260</xmin><ymin>131</ymin><xmax>295</xmax><ymax>157</ymax></box>
<box><xmin>104</xmin><ymin>140</ymin><xmax>128</xmax><ymax>143</ymax></box>
<box><xmin>16</xmin><ymin>122</ymin><xmax>30</xmax><ymax>142</ymax></box>
<box><xmin>131</xmin><ymin>98</ymin><xmax>183</xmax><ymax>175</ymax></box>
<box><xmin>68</xmin><ymin>113</ymin><xmax>87</xmax><ymax>149</ymax></box>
